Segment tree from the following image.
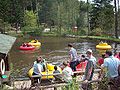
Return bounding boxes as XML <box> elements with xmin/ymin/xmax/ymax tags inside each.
<box><xmin>117</xmin><ymin>0</ymin><xmax>120</xmax><ymax>36</ymax></box>
<box><xmin>90</xmin><ymin>0</ymin><xmax>114</xmax><ymax>35</ymax></box>
<box><xmin>114</xmin><ymin>0</ymin><xmax>118</xmax><ymax>38</ymax></box>
<box><xmin>38</xmin><ymin>0</ymin><xmax>79</xmax><ymax>33</ymax></box>
<box><xmin>77</xmin><ymin>1</ymin><xmax>88</xmax><ymax>30</ymax></box>
<box><xmin>24</xmin><ymin>10</ymin><xmax>37</xmax><ymax>27</ymax></box>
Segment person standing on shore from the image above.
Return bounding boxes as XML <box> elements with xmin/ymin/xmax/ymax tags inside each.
<box><xmin>83</xmin><ymin>49</ymin><xmax>96</xmax><ymax>81</ymax></box>
<box><xmin>68</xmin><ymin>43</ymin><xmax>78</xmax><ymax>71</ymax></box>
<box><xmin>81</xmin><ymin>49</ymin><xmax>96</xmax><ymax>90</ymax></box>
<box><xmin>100</xmin><ymin>50</ymin><xmax>120</xmax><ymax>90</ymax></box>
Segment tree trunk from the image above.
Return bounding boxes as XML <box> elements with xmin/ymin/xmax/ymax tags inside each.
<box><xmin>114</xmin><ymin>0</ymin><xmax>118</xmax><ymax>38</ymax></box>
<box><xmin>117</xmin><ymin>0</ymin><xmax>120</xmax><ymax>36</ymax></box>
<box><xmin>87</xmin><ymin>0</ymin><xmax>90</xmax><ymax>36</ymax></box>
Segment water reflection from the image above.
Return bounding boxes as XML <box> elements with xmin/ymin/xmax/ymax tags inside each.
<box><xmin>9</xmin><ymin>37</ymin><xmax>120</xmax><ymax>77</ymax></box>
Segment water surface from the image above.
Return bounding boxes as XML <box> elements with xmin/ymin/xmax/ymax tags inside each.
<box><xmin>9</xmin><ymin>36</ymin><xmax>120</xmax><ymax>77</ymax></box>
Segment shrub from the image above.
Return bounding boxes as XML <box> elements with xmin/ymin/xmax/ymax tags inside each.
<box><xmin>21</xmin><ymin>26</ymin><xmax>43</xmax><ymax>36</ymax></box>
<box><xmin>90</xmin><ymin>28</ymin><xmax>102</xmax><ymax>36</ymax></box>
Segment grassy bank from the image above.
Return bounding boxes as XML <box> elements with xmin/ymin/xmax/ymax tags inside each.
<box><xmin>7</xmin><ymin>30</ymin><xmax>120</xmax><ymax>43</ymax></box>
<box><xmin>66</xmin><ymin>35</ymin><xmax>120</xmax><ymax>43</ymax></box>
<box><xmin>80</xmin><ymin>36</ymin><xmax>120</xmax><ymax>43</ymax></box>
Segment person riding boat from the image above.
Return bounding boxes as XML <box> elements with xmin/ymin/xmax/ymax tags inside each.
<box><xmin>34</xmin><ymin>56</ymin><xmax>46</xmax><ymax>72</ymax></box>
<box><xmin>32</xmin><ymin>56</ymin><xmax>46</xmax><ymax>83</ymax></box>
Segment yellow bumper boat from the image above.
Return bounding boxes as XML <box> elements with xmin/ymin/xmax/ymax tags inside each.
<box><xmin>29</xmin><ymin>40</ymin><xmax>41</xmax><ymax>47</ymax></box>
<box><xmin>28</xmin><ymin>63</ymin><xmax>62</xmax><ymax>79</ymax></box>
<box><xmin>96</xmin><ymin>42</ymin><xmax>112</xmax><ymax>50</ymax></box>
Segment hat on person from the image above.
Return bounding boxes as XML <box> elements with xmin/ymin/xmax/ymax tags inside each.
<box><xmin>86</xmin><ymin>49</ymin><xmax>92</xmax><ymax>53</ymax></box>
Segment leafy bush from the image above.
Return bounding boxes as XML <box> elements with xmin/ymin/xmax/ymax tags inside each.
<box><xmin>90</xmin><ymin>28</ymin><xmax>103</xmax><ymax>36</ymax></box>
<box><xmin>78</xmin><ymin>29</ymin><xmax>86</xmax><ymax>36</ymax></box>
<box><xmin>24</xmin><ymin>10</ymin><xmax>37</xmax><ymax>27</ymax></box>
<box><xmin>21</xmin><ymin>26</ymin><xmax>43</xmax><ymax>36</ymax></box>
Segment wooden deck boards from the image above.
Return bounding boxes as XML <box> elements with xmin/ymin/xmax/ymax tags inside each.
<box><xmin>13</xmin><ymin>69</ymin><xmax>101</xmax><ymax>89</ymax></box>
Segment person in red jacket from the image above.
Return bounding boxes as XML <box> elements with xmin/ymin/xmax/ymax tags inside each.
<box><xmin>98</xmin><ymin>54</ymin><xmax>105</xmax><ymax>66</ymax></box>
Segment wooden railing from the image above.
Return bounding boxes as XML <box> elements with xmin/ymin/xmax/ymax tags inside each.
<box><xmin>31</xmin><ymin>69</ymin><xmax>101</xmax><ymax>78</ymax></box>
<box><xmin>30</xmin><ymin>69</ymin><xmax>101</xmax><ymax>90</ymax></box>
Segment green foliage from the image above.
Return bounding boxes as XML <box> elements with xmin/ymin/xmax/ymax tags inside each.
<box><xmin>38</xmin><ymin>0</ymin><xmax>80</xmax><ymax>30</ymax></box>
<box><xmin>27</xmin><ymin>28</ymin><xmax>43</xmax><ymax>36</ymax></box>
<box><xmin>24</xmin><ymin>10</ymin><xmax>37</xmax><ymax>27</ymax></box>
<box><xmin>0</xmin><ymin>0</ymin><xmax>24</xmax><ymax>24</ymax></box>
<box><xmin>89</xmin><ymin>28</ymin><xmax>103</xmax><ymax>36</ymax></box>
<box><xmin>0</xmin><ymin>0</ymin><xmax>118</xmax><ymax>37</ymax></box>
<box><xmin>21</xmin><ymin>26</ymin><xmax>43</xmax><ymax>36</ymax></box>
<box><xmin>98</xmin><ymin>77</ymin><xmax>109</xmax><ymax>90</ymax></box>
<box><xmin>78</xmin><ymin>29</ymin><xmax>86</xmax><ymax>36</ymax></box>
<box><xmin>22</xmin><ymin>10</ymin><xmax>43</xmax><ymax>36</ymax></box>
<box><xmin>61</xmin><ymin>79</ymin><xmax>79</xmax><ymax>90</ymax></box>
<box><xmin>0</xmin><ymin>0</ymin><xmax>11</xmax><ymax>22</ymax></box>
<box><xmin>77</xmin><ymin>1</ymin><xmax>88</xmax><ymax>29</ymax></box>
<box><xmin>90</xmin><ymin>0</ymin><xmax>114</xmax><ymax>35</ymax></box>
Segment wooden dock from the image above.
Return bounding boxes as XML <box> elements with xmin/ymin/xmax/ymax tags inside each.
<box><xmin>12</xmin><ymin>69</ymin><xmax>101</xmax><ymax>90</ymax></box>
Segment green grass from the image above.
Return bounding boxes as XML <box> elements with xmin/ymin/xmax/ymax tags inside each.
<box><xmin>78</xmin><ymin>36</ymin><xmax>120</xmax><ymax>42</ymax></box>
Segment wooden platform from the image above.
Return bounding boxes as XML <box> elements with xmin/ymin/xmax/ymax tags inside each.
<box><xmin>13</xmin><ymin>69</ymin><xmax>101</xmax><ymax>90</ymax></box>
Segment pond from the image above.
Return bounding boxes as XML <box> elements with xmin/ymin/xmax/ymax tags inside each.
<box><xmin>9</xmin><ymin>36</ymin><xmax>120</xmax><ymax>77</ymax></box>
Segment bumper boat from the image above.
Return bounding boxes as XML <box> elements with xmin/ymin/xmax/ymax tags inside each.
<box><xmin>76</xmin><ymin>61</ymin><xmax>87</xmax><ymax>71</ymax></box>
<box><xmin>28</xmin><ymin>63</ymin><xmax>62</xmax><ymax>79</ymax></box>
<box><xmin>29</xmin><ymin>40</ymin><xmax>41</xmax><ymax>47</ymax></box>
<box><xmin>96</xmin><ymin>42</ymin><xmax>112</xmax><ymax>50</ymax></box>
<box><xmin>19</xmin><ymin>44</ymin><xmax>35</xmax><ymax>50</ymax></box>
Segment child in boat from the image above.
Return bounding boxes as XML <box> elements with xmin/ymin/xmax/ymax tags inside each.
<box><xmin>26</xmin><ymin>43</ymin><xmax>31</xmax><ymax>47</ymax></box>
<box><xmin>22</xmin><ymin>43</ymin><xmax>27</xmax><ymax>47</ymax></box>
<box><xmin>51</xmin><ymin>65</ymin><xmax>62</xmax><ymax>83</ymax></box>
<box><xmin>34</xmin><ymin>39</ymin><xmax>38</xmax><ymax>43</ymax></box>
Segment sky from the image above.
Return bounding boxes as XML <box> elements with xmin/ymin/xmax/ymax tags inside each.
<box><xmin>79</xmin><ymin>0</ymin><xmax>92</xmax><ymax>3</ymax></box>
<box><xmin>81</xmin><ymin>0</ymin><xmax>89</xmax><ymax>2</ymax></box>
<box><xmin>79</xmin><ymin>0</ymin><xmax>120</xmax><ymax>6</ymax></box>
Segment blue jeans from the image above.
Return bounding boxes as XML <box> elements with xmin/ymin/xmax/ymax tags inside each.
<box><xmin>70</xmin><ymin>61</ymin><xmax>76</xmax><ymax>71</ymax></box>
